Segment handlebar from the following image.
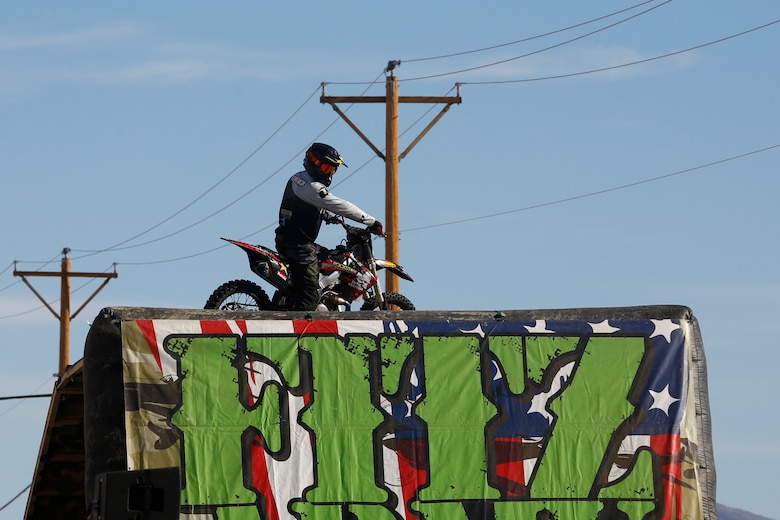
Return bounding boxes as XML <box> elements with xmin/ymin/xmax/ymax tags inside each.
<box><xmin>324</xmin><ymin>213</ymin><xmax>385</xmax><ymax>237</ymax></box>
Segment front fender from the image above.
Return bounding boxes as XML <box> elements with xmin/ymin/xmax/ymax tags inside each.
<box><xmin>374</xmin><ymin>259</ymin><xmax>414</xmax><ymax>282</ymax></box>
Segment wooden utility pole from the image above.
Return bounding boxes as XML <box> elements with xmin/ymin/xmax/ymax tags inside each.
<box><xmin>320</xmin><ymin>61</ymin><xmax>461</xmax><ymax>294</ymax></box>
<box><xmin>14</xmin><ymin>248</ymin><xmax>118</xmax><ymax>376</ymax></box>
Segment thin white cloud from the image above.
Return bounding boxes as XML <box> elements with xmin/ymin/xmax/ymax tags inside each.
<box><xmin>0</xmin><ymin>23</ymin><xmax>308</xmax><ymax>87</ymax></box>
<box><xmin>103</xmin><ymin>59</ymin><xmax>222</xmax><ymax>83</ymax></box>
<box><xmin>0</xmin><ymin>24</ymin><xmax>138</xmax><ymax>51</ymax></box>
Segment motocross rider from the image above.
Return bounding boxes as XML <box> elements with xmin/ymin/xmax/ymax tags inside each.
<box><xmin>275</xmin><ymin>142</ymin><xmax>384</xmax><ymax>311</ymax></box>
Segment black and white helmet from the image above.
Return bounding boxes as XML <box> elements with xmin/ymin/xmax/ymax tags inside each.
<box><xmin>303</xmin><ymin>143</ymin><xmax>347</xmax><ymax>185</ymax></box>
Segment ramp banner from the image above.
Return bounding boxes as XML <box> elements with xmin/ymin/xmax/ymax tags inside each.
<box><xmin>113</xmin><ymin>312</ymin><xmax>714</xmax><ymax>520</ymax></box>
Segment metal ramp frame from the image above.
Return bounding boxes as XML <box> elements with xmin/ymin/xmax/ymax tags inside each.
<box><xmin>24</xmin><ymin>360</ymin><xmax>86</xmax><ymax>520</ymax></box>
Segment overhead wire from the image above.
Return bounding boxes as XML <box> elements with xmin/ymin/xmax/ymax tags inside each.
<box><xmin>402</xmin><ymin>144</ymin><xmax>780</xmax><ymax>233</ymax></box>
<box><xmin>0</xmin><ymin>251</ymin><xmax>64</xmax><ymax>293</ymax></box>
<box><xmin>403</xmin><ymin>0</ymin><xmax>661</xmax><ymax>63</ymax></box>
<box><xmin>70</xmin><ymin>84</ymin><xmax>323</xmax><ymax>259</ymax></box>
<box><xmin>0</xmin><ymin>305</ymin><xmax>47</xmax><ymax>321</ymax></box>
<box><xmin>323</xmin><ymin>1</ymin><xmax>674</xmax><ymax>87</ymax></box>
<box><xmin>8</xmin><ymin>13</ymin><xmax>776</xmax><ymax>269</ymax></box>
<box><xmin>0</xmin><ymin>375</ymin><xmax>57</xmax><ymax>418</ymax></box>
<box><xmin>3</xmin><ymin>10</ymin><xmax>777</xmax><ymax>281</ymax></box>
<box><xmin>400</xmin><ymin>0</ymin><xmax>674</xmax><ymax>82</ymax></box>
<box><xmin>0</xmin><ymin>3</ymin><xmax>731</xmax><ymax>270</ymax></box>
<box><xmin>5</xmin><ymin>5</ymin><xmax>776</xmax><ymax>271</ymax></box>
<box><xmin>120</xmin><ymin>79</ymin><xmax>458</xmax><ymax>264</ymax></box>
<box><xmin>331</xmin><ymin>83</ymin><xmax>460</xmax><ymax>188</ymax></box>
<box><xmin>0</xmin><ymin>262</ymin><xmax>13</xmax><ymax>278</ymax></box>
<box><xmin>71</xmin><ymin>71</ymin><xmax>389</xmax><ymax>264</ymax></box>
<box><xmin>82</xmin><ymin>14</ymin><xmax>780</xmax><ymax>263</ymax></box>
<box><xmin>461</xmin><ymin>18</ymin><xmax>780</xmax><ymax>85</ymax></box>
<box><xmin>0</xmin><ymin>373</ymin><xmax>59</xmax><ymax>515</ymax></box>
<box><xmin>0</xmin><ymin>263</ymin><xmax>117</xmax><ymax>320</ymax></box>
<box><xmin>0</xmin><ymin>393</ymin><xmax>52</xmax><ymax>402</ymax></box>
<box><xmin>0</xmin><ymin>484</ymin><xmax>30</xmax><ymax>512</ymax></box>
<box><xmin>114</xmin><ymin>70</ymin><xmax>388</xmax><ymax>266</ymax></box>
<box><xmin>63</xmin><ymin>140</ymin><xmax>780</xmax><ymax>265</ymax></box>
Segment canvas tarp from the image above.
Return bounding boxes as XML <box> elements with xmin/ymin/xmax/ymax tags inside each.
<box><xmin>82</xmin><ymin>305</ymin><xmax>717</xmax><ymax>520</ymax></box>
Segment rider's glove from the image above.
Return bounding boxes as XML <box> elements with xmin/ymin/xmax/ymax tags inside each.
<box><xmin>368</xmin><ymin>220</ymin><xmax>385</xmax><ymax>236</ymax></box>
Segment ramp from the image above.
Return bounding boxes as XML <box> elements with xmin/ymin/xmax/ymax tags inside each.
<box><xmin>73</xmin><ymin>305</ymin><xmax>717</xmax><ymax>520</ymax></box>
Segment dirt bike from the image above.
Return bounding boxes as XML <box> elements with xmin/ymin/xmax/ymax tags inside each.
<box><xmin>204</xmin><ymin>217</ymin><xmax>415</xmax><ymax>311</ymax></box>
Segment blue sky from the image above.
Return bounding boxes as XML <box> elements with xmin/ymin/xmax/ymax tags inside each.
<box><xmin>1</xmin><ymin>1</ymin><xmax>778</xmax><ymax>518</ymax></box>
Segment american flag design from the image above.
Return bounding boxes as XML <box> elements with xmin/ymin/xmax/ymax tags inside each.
<box><xmin>120</xmin><ymin>315</ymin><xmax>705</xmax><ymax>520</ymax></box>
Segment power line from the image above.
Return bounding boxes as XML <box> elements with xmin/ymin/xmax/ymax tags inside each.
<box><xmin>74</xmin><ymin>71</ymin><xmax>389</xmax><ymax>265</ymax></box>
<box><xmin>402</xmin><ymin>0</ymin><xmax>672</xmax><ymax>82</ymax></box>
<box><xmin>13</xmin><ymin>252</ymin><xmax>118</xmax><ymax>376</ymax></box>
<box><xmin>0</xmin><ymin>484</ymin><xmax>30</xmax><ymax>512</ymax></box>
<box><xmin>116</xmin><ymin>222</ymin><xmax>277</xmax><ymax>266</ymax></box>
<box><xmin>403</xmin><ymin>0</ymin><xmax>661</xmax><ymax>63</ymax></box>
<box><xmin>69</xmin><ymin>141</ymin><xmax>780</xmax><ymax>266</ymax></box>
<box><xmin>0</xmin><ymin>72</ymin><xmax>387</xmax><ymax>305</ymax></box>
<box><xmin>67</xmin><ymin>72</ymin><xmax>388</xmax><ymax>261</ymax></box>
<box><xmin>3</xmin><ymin>18</ymin><xmax>776</xmax><ymax>276</ymax></box>
<box><xmin>402</xmin><ymin>143</ymin><xmax>780</xmax><ymax>233</ymax></box>
<box><xmin>0</xmin><ymin>375</ymin><xmax>56</xmax><ymax>418</ymax></box>
<box><xmin>69</xmin><ymin>85</ymin><xmax>323</xmax><ymax>259</ymax></box>
<box><xmin>0</xmin><ymin>252</ymin><xmax>62</xmax><ymax>293</ymax></box>
<box><xmin>0</xmin><ymin>393</ymin><xmax>52</xmax><ymax>402</ymax></box>
<box><xmin>117</xmin><ymin>242</ymin><xmax>229</xmax><ymax>266</ymax></box>
<box><xmin>0</xmin><ymin>263</ymin><xmax>117</xmax><ymax>321</ymax></box>
<box><xmin>322</xmin><ymin>0</ymin><xmax>673</xmax><ymax>85</ymax></box>
<box><xmin>462</xmin><ymin>18</ymin><xmax>780</xmax><ymax>85</ymax></box>
<box><xmin>0</xmin><ymin>80</ymin><xmax>438</xmax><ymax>272</ymax></box>
<box><xmin>0</xmin><ymin>304</ymin><xmax>46</xmax><ymax>320</ymax></box>
<box><xmin>6</xmin><ymin>14</ymin><xmax>773</xmax><ymax>269</ymax></box>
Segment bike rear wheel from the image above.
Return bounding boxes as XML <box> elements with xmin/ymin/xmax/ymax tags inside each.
<box><xmin>360</xmin><ymin>292</ymin><xmax>415</xmax><ymax>311</ymax></box>
<box><xmin>205</xmin><ymin>279</ymin><xmax>272</xmax><ymax>311</ymax></box>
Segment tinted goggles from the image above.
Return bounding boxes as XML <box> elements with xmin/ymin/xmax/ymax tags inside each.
<box><xmin>307</xmin><ymin>150</ymin><xmax>339</xmax><ymax>176</ymax></box>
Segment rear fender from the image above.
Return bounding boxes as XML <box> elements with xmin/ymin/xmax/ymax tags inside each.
<box><xmin>221</xmin><ymin>238</ymin><xmax>288</xmax><ymax>283</ymax></box>
<box><xmin>221</xmin><ymin>237</ymin><xmax>278</xmax><ymax>259</ymax></box>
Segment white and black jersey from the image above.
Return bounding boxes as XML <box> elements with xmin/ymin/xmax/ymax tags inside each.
<box><xmin>275</xmin><ymin>169</ymin><xmax>377</xmax><ymax>244</ymax></box>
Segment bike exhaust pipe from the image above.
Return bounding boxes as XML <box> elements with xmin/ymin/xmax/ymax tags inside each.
<box><xmin>322</xmin><ymin>293</ymin><xmax>348</xmax><ymax>306</ymax></box>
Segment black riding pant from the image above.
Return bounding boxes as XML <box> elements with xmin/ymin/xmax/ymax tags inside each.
<box><xmin>276</xmin><ymin>240</ymin><xmax>319</xmax><ymax>311</ymax></box>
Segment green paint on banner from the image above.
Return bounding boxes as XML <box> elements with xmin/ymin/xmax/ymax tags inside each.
<box><xmin>417</xmin><ymin>335</ymin><xmax>501</xmax><ymax>501</ymax></box>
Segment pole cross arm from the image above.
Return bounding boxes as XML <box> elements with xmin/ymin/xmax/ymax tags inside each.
<box><xmin>12</xmin><ymin>269</ymin><xmax>118</xmax><ymax>319</ymax></box>
<box><xmin>13</xmin><ymin>270</ymin><xmax>118</xmax><ymax>279</ymax></box>
<box><xmin>13</xmin><ymin>259</ymin><xmax>118</xmax><ymax>376</ymax></box>
<box><xmin>320</xmin><ymin>95</ymin><xmax>461</xmax><ymax>162</ymax></box>
<box><xmin>321</xmin><ymin>95</ymin><xmax>461</xmax><ymax>104</ymax></box>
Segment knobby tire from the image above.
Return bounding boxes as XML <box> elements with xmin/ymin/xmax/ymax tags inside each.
<box><xmin>204</xmin><ymin>279</ymin><xmax>272</xmax><ymax>311</ymax></box>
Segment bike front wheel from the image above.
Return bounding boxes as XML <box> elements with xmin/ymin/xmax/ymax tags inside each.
<box><xmin>204</xmin><ymin>279</ymin><xmax>272</xmax><ymax>311</ymax></box>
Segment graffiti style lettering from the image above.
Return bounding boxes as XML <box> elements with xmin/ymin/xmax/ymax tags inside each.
<box><xmin>141</xmin><ymin>325</ymin><xmax>692</xmax><ymax>520</ymax></box>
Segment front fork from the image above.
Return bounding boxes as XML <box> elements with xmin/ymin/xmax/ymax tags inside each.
<box><xmin>368</xmin><ymin>260</ymin><xmax>385</xmax><ymax>307</ymax></box>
